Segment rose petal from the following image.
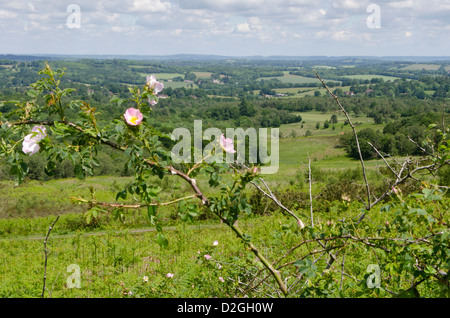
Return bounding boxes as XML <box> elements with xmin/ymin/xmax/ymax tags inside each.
<box><xmin>219</xmin><ymin>134</ymin><xmax>236</xmax><ymax>154</ymax></box>
<box><xmin>124</xmin><ymin>108</ymin><xmax>143</xmax><ymax>126</ymax></box>
<box><xmin>22</xmin><ymin>138</ymin><xmax>40</xmax><ymax>155</ymax></box>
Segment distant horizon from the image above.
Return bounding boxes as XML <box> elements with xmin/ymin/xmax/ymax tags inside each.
<box><xmin>1</xmin><ymin>53</ymin><xmax>450</xmax><ymax>61</ymax></box>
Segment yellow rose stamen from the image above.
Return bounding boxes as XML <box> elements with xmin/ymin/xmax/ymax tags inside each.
<box><xmin>129</xmin><ymin>116</ymin><xmax>138</xmax><ymax>125</ymax></box>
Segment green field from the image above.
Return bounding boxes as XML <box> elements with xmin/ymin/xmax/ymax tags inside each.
<box><xmin>152</xmin><ymin>73</ymin><xmax>185</xmax><ymax>80</ymax></box>
<box><xmin>342</xmin><ymin>74</ymin><xmax>400</xmax><ymax>81</ymax></box>
<box><xmin>276</xmin><ymin>111</ymin><xmax>383</xmax><ymax>176</ymax></box>
<box><xmin>193</xmin><ymin>71</ymin><xmax>213</xmax><ymax>78</ymax></box>
<box><xmin>163</xmin><ymin>81</ymin><xmax>198</xmax><ymax>89</ymax></box>
<box><xmin>258</xmin><ymin>71</ymin><xmax>327</xmax><ymax>84</ymax></box>
<box><xmin>265</xmin><ymin>86</ymin><xmax>351</xmax><ymax>98</ymax></box>
<box><xmin>401</xmin><ymin>64</ymin><xmax>442</xmax><ymax>71</ymax></box>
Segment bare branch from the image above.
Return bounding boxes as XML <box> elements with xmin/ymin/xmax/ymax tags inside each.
<box><xmin>71</xmin><ymin>194</ymin><xmax>199</xmax><ymax>209</ymax></box>
<box><xmin>250</xmin><ymin>178</ymin><xmax>305</xmax><ymax>228</ymax></box>
<box><xmin>314</xmin><ymin>71</ymin><xmax>371</xmax><ymax>210</ymax></box>
<box><xmin>308</xmin><ymin>158</ymin><xmax>314</xmax><ymax>228</ymax></box>
<box><xmin>42</xmin><ymin>215</ymin><xmax>59</xmax><ymax>298</ymax></box>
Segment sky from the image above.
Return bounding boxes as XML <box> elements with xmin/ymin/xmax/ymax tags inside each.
<box><xmin>0</xmin><ymin>0</ymin><xmax>449</xmax><ymax>57</ymax></box>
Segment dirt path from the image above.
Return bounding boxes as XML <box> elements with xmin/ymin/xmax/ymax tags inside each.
<box><xmin>5</xmin><ymin>223</ymin><xmax>224</xmax><ymax>241</ymax></box>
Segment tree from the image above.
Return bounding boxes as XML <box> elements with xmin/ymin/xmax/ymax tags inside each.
<box><xmin>341</xmin><ymin>128</ymin><xmax>382</xmax><ymax>160</ymax></box>
<box><xmin>184</xmin><ymin>72</ymin><xmax>197</xmax><ymax>81</ymax></box>
<box><xmin>330</xmin><ymin>114</ymin><xmax>338</xmax><ymax>124</ymax></box>
<box><xmin>239</xmin><ymin>97</ymin><xmax>256</xmax><ymax>117</ymax></box>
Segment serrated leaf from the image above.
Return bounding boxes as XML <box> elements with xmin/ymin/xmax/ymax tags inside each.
<box><xmin>147</xmin><ymin>205</ymin><xmax>157</xmax><ymax>221</ymax></box>
<box><xmin>156</xmin><ymin>233</ymin><xmax>168</xmax><ymax>249</ymax></box>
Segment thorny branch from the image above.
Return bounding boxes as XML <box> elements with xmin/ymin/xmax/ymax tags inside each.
<box><xmin>314</xmin><ymin>70</ymin><xmax>371</xmax><ymax>213</ymax></box>
<box><xmin>41</xmin><ymin>215</ymin><xmax>60</xmax><ymax>298</ymax></box>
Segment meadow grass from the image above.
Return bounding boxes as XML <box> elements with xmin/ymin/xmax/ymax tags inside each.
<box><xmin>280</xmin><ymin>110</ymin><xmax>379</xmax><ymax>138</ymax></box>
<box><xmin>400</xmin><ymin>64</ymin><xmax>442</xmax><ymax>71</ymax></box>
<box><xmin>2</xmin><ymin>190</ymin><xmax>444</xmax><ymax>298</ymax></box>
<box><xmin>152</xmin><ymin>73</ymin><xmax>185</xmax><ymax>80</ymax></box>
<box><xmin>193</xmin><ymin>71</ymin><xmax>213</xmax><ymax>78</ymax></box>
<box><xmin>0</xmin><ymin>220</ymin><xmax>239</xmax><ymax>297</ymax></box>
<box><xmin>341</xmin><ymin>74</ymin><xmax>400</xmax><ymax>81</ymax></box>
<box><xmin>0</xmin><ymin>211</ymin><xmax>310</xmax><ymax>298</ymax></box>
<box><xmin>0</xmin><ymin>204</ymin><xmax>393</xmax><ymax>298</ymax></box>
<box><xmin>258</xmin><ymin>71</ymin><xmax>338</xmax><ymax>85</ymax></box>
<box><xmin>272</xmin><ymin>85</ymin><xmax>352</xmax><ymax>98</ymax></box>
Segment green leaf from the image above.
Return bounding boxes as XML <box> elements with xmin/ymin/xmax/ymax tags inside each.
<box><xmin>74</xmin><ymin>163</ymin><xmax>85</xmax><ymax>180</ymax></box>
<box><xmin>408</xmin><ymin>208</ymin><xmax>427</xmax><ymax>216</ymax></box>
<box><xmin>45</xmin><ymin>161</ymin><xmax>56</xmax><ymax>176</ymax></box>
<box><xmin>26</xmin><ymin>89</ymin><xmax>39</xmax><ymax>98</ymax></box>
<box><xmin>242</xmin><ymin>233</ymin><xmax>252</xmax><ymax>243</ymax></box>
<box><xmin>156</xmin><ymin>233</ymin><xmax>168</xmax><ymax>249</ymax></box>
<box><xmin>294</xmin><ymin>258</ymin><xmax>317</xmax><ymax>278</ymax></box>
<box><xmin>424</xmin><ymin>265</ymin><xmax>437</xmax><ymax>275</ymax></box>
<box><xmin>10</xmin><ymin>164</ymin><xmax>24</xmax><ymax>186</ymax></box>
<box><xmin>147</xmin><ymin>205</ymin><xmax>157</xmax><ymax>222</ymax></box>
<box><xmin>86</xmin><ymin>212</ymin><xmax>92</xmax><ymax>225</ymax></box>
<box><xmin>116</xmin><ymin>189</ymin><xmax>127</xmax><ymax>201</ymax></box>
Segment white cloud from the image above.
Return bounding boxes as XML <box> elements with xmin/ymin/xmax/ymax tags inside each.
<box><xmin>387</xmin><ymin>0</ymin><xmax>416</xmax><ymax>9</ymax></box>
<box><xmin>332</xmin><ymin>0</ymin><xmax>369</xmax><ymax>10</ymax></box>
<box><xmin>0</xmin><ymin>9</ymin><xmax>17</xmax><ymax>19</ymax></box>
<box><xmin>236</xmin><ymin>22</ymin><xmax>251</xmax><ymax>33</ymax></box>
<box><xmin>0</xmin><ymin>0</ymin><xmax>448</xmax><ymax>56</ymax></box>
<box><xmin>130</xmin><ymin>0</ymin><xmax>171</xmax><ymax>13</ymax></box>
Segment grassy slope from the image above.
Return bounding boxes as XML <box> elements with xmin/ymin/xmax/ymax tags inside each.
<box><xmin>0</xmin><ymin>111</ymin><xmax>384</xmax><ymax>223</ymax></box>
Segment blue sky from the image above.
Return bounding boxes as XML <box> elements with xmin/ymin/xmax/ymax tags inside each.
<box><xmin>1</xmin><ymin>0</ymin><xmax>449</xmax><ymax>56</ymax></box>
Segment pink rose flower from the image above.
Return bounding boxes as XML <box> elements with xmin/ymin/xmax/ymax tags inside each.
<box><xmin>219</xmin><ymin>134</ymin><xmax>236</xmax><ymax>154</ymax></box>
<box><xmin>146</xmin><ymin>75</ymin><xmax>164</xmax><ymax>94</ymax></box>
<box><xmin>124</xmin><ymin>108</ymin><xmax>143</xmax><ymax>126</ymax></box>
<box><xmin>22</xmin><ymin>125</ymin><xmax>47</xmax><ymax>156</ymax></box>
